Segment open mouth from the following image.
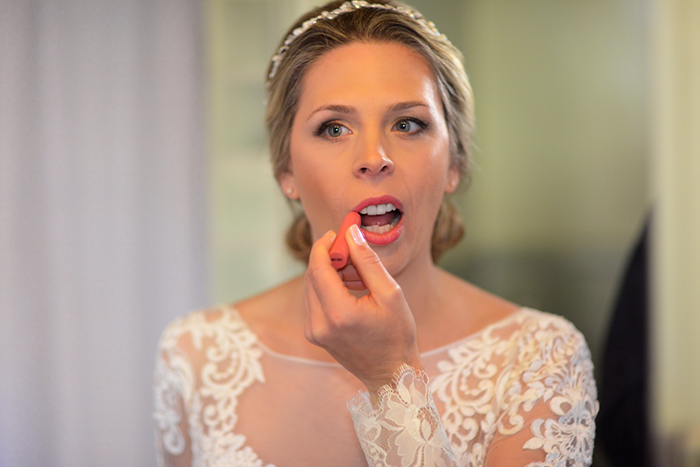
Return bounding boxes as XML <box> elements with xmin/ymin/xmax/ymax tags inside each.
<box><xmin>359</xmin><ymin>202</ymin><xmax>402</xmax><ymax>234</ymax></box>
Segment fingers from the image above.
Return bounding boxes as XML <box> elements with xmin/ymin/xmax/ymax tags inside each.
<box><xmin>305</xmin><ymin>230</ymin><xmax>354</xmax><ymax>316</ymax></box>
<box><xmin>305</xmin><ymin>228</ymin><xmax>366</xmax><ymax>322</ymax></box>
<box><xmin>344</xmin><ymin>224</ymin><xmax>402</xmax><ymax>300</ymax></box>
<box><xmin>303</xmin><ymin>275</ymin><xmax>324</xmax><ymax>345</ymax></box>
<box><xmin>337</xmin><ymin>264</ymin><xmax>367</xmax><ymax>290</ymax></box>
<box><xmin>304</xmin><ymin>223</ymin><xmax>418</xmax><ymax>392</ymax></box>
<box><xmin>304</xmin><ymin>231</ymin><xmax>338</xmax><ymax>346</ymax></box>
<box><xmin>305</xmin><ymin>230</ymin><xmax>367</xmax><ymax>345</ymax></box>
<box><xmin>307</xmin><ymin>225</ymin><xmax>399</xmax><ymax>300</ymax></box>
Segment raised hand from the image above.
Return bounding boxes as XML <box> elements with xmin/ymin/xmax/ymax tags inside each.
<box><xmin>303</xmin><ymin>225</ymin><xmax>423</xmax><ymax>404</ymax></box>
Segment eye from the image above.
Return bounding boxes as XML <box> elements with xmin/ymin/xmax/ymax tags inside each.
<box><xmin>316</xmin><ymin>121</ymin><xmax>351</xmax><ymax>139</ymax></box>
<box><xmin>392</xmin><ymin>118</ymin><xmax>426</xmax><ymax>134</ymax></box>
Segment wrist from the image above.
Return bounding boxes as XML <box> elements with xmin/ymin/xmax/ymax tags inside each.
<box><xmin>364</xmin><ymin>359</ymin><xmax>424</xmax><ymax>406</ymax></box>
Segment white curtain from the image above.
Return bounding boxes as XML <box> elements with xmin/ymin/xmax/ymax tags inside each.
<box><xmin>0</xmin><ymin>1</ymin><xmax>206</xmax><ymax>466</ymax></box>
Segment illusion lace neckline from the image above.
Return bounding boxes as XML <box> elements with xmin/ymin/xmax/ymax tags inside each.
<box><xmin>226</xmin><ymin>305</ymin><xmax>527</xmax><ymax>367</ymax></box>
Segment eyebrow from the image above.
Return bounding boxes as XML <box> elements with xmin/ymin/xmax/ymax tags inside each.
<box><xmin>306</xmin><ymin>101</ymin><xmax>430</xmax><ymax>122</ymax></box>
<box><xmin>306</xmin><ymin>104</ymin><xmax>356</xmax><ymax>122</ymax></box>
<box><xmin>388</xmin><ymin>101</ymin><xmax>430</xmax><ymax>112</ymax></box>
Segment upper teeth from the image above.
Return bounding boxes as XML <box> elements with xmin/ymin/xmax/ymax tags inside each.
<box><xmin>360</xmin><ymin>203</ymin><xmax>397</xmax><ymax>216</ymax></box>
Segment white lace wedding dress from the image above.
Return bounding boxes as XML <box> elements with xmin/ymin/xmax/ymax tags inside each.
<box><xmin>153</xmin><ymin>307</ymin><xmax>598</xmax><ymax>467</ymax></box>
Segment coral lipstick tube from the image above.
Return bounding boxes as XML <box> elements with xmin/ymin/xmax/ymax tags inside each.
<box><xmin>329</xmin><ymin>212</ymin><xmax>361</xmax><ymax>269</ymax></box>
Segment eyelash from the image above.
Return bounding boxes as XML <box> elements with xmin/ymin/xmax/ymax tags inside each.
<box><xmin>393</xmin><ymin>117</ymin><xmax>429</xmax><ymax>135</ymax></box>
<box><xmin>314</xmin><ymin>120</ymin><xmax>348</xmax><ymax>139</ymax></box>
<box><xmin>314</xmin><ymin>117</ymin><xmax>429</xmax><ymax>140</ymax></box>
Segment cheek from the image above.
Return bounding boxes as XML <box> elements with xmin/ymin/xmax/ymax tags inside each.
<box><xmin>292</xmin><ymin>155</ymin><xmax>337</xmax><ymax>200</ymax></box>
<box><xmin>288</xmin><ymin>154</ymin><xmax>343</xmax><ymax>232</ymax></box>
<box><xmin>422</xmin><ymin>147</ymin><xmax>452</xmax><ymax>188</ymax></box>
<box><xmin>415</xmin><ymin>152</ymin><xmax>452</xmax><ymax>215</ymax></box>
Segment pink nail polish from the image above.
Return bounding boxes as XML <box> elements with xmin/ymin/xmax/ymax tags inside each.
<box><xmin>349</xmin><ymin>223</ymin><xmax>366</xmax><ymax>246</ymax></box>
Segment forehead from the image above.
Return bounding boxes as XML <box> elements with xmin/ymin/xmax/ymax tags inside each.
<box><xmin>297</xmin><ymin>41</ymin><xmax>441</xmax><ymax>113</ymax></box>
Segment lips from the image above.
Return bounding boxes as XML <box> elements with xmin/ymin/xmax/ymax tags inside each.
<box><xmin>352</xmin><ymin>196</ymin><xmax>404</xmax><ymax>245</ymax></box>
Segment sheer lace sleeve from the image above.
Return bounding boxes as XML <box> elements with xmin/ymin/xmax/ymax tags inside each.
<box><xmin>347</xmin><ymin>365</ymin><xmax>458</xmax><ymax>467</ymax></box>
<box><xmin>153</xmin><ymin>309</ymin><xmax>270</xmax><ymax>467</ymax></box>
<box><xmin>347</xmin><ymin>312</ymin><xmax>599</xmax><ymax>467</ymax></box>
<box><xmin>153</xmin><ymin>321</ymin><xmax>195</xmax><ymax>467</ymax></box>
<box><xmin>485</xmin><ymin>315</ymin><xmax>599</xmax><ymax>467</ymax></box>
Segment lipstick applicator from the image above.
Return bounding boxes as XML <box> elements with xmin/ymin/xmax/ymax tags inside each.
<box><xmin>329</xmin><ymin>212</ymin><xmax>361</xmax><ymax>270</ymax></box>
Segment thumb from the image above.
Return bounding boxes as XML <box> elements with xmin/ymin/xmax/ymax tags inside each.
<box><xmin>345</xmin><ymin>224</ymin><xmax>399</xmax><ymax>298</ymax></box>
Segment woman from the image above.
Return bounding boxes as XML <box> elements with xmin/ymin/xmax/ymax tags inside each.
<box><xmin>153</xmin><ymin>1</ymin><xmax>598</xmax><ymax>466</ymax></box>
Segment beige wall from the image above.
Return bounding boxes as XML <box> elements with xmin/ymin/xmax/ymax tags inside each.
<box><xmin>650</xmin><ymin>0</ymin><xmax>700</xmax><ymax>457</ymax></box>
<box><xmin>206</xmin><ymin>0</ymin><xmax>317</xmax><ymax>302</ymax></box>
<box><xmin>419</xmin><ymin>0</ymin><xmax>650</xmax><ymax>372</ymax></box>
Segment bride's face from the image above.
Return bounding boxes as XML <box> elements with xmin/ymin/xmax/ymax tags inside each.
<box><xmin>280</xmin><ymin>41</ymin><xmax>459</xmax><ymax>274</ymax></box>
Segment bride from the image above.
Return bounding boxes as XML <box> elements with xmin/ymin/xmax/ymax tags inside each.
<box><xmin>154</xmin><ymin>2</ymin><xmax>598</xmax><ymax>466</ymax></box>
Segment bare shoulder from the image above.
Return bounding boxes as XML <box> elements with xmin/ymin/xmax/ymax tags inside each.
<box><xmin>155</xmin><ymin>277</ymin><xmax>310</xmax><ymax>369</ymax></box>
<box><xmin>441</xmin><ymin>268</ymin><xmax>520</xmax><ymax>319</ymax></box>
<box><xmin>234</xmin><ymin>276</ymin><xmax>330</xmax><ymax>360</ymax></box>
<box><xmin>234</xmin><ymin>276</ymin><xmax>304</xmax><ymax>329</ymax></box>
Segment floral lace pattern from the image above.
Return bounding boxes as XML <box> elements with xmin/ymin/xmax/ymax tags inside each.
<box><xmin>511</xmin><ymin>315</ymin><xmax>598</xmax><ymax>466</ymax></box>
<box><xmin>154</xmin><ymin>350</ymin><xmax>194</xmax><ymax>456</ymax></box>
<box><xmin>154</xmin><ymin>309</ymin><xmax>271</xmax><ymax>467</ymax></box>
<box><xmin>154</xmin><ymin>308</ymin><xmax>598</xmax><ymax>466</ymax></box>
<box><xmin>348</xmin><ymin>365</ymin><xmax>458</xmax><ymax>467</ymax></box>
<box><xmin>348</xmin><ymin>311</ymin><xmax>598</xmax><ymax>467</ymax></box>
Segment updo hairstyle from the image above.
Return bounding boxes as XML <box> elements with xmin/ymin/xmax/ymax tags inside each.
<box><xmin>265</xmin><ymin>0</ymin><xmax>475</xmax><ymax>263</ymax></box>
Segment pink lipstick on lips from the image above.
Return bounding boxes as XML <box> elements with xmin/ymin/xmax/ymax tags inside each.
<box><xmin>353</xmin><ymin>195</ymin><xmax>404</xmax><ymax>246</ymax></box>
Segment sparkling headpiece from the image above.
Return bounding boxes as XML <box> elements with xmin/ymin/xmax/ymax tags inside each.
<box><xmin>266</xmin><ymin>0</ymin><xmax>449</xmax><ymax>85</ymax></box>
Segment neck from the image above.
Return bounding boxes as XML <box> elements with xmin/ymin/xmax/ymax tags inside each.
<box><xmin>389</xmin><ymin>252</ymin><xmax>448</xmax><ymax>328</ymax></box>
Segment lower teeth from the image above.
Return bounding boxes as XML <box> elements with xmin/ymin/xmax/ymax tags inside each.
<box><xmin>362</xmin><ymin>224</ymin><xmax>390</xmax><ymax>234</ymax></box>
<box><xmin>362</xmin><ymin>222</ymin><xmax>398</xmax><ymax>234</ymax></box>
<box><xmin>361</xmin><ymin>213</ymin><xmax>401</xmax><ymax>234</ymax></box>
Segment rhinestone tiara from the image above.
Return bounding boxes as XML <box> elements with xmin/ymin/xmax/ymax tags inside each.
<box><xmin>266</xmin><ymin>0</ymin><xmax>449</xmax><ymax>85</ymax></box>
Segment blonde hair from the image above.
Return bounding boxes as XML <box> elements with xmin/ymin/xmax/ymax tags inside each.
<box><xmin>265</xmin><ymin>0</ymin><xmax>474</xmax><ymax>263</ymax></box>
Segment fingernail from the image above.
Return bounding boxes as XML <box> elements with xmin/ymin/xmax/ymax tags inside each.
<box><xmin>349</xmin><ymin>224</ymin><xmax>366</xmax><ymax>245</ymax></box>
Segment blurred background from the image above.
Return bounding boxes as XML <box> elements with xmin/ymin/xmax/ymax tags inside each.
<box><xmin>1</xmin><ymin>0</ymin><xmax>698</xmax><ymax>466</ymax></box>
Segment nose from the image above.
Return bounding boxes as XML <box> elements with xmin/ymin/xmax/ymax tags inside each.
<box><xmin>352</xmin><ymin>136</ymin><xmax>394</xmax><ymax>178</ymax></box>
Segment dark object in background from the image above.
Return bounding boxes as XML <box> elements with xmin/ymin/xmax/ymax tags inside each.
<box><xmin>596</xmin><ymin>218</ymin><xmax>652</xmax><ymax>467</ymax></box>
